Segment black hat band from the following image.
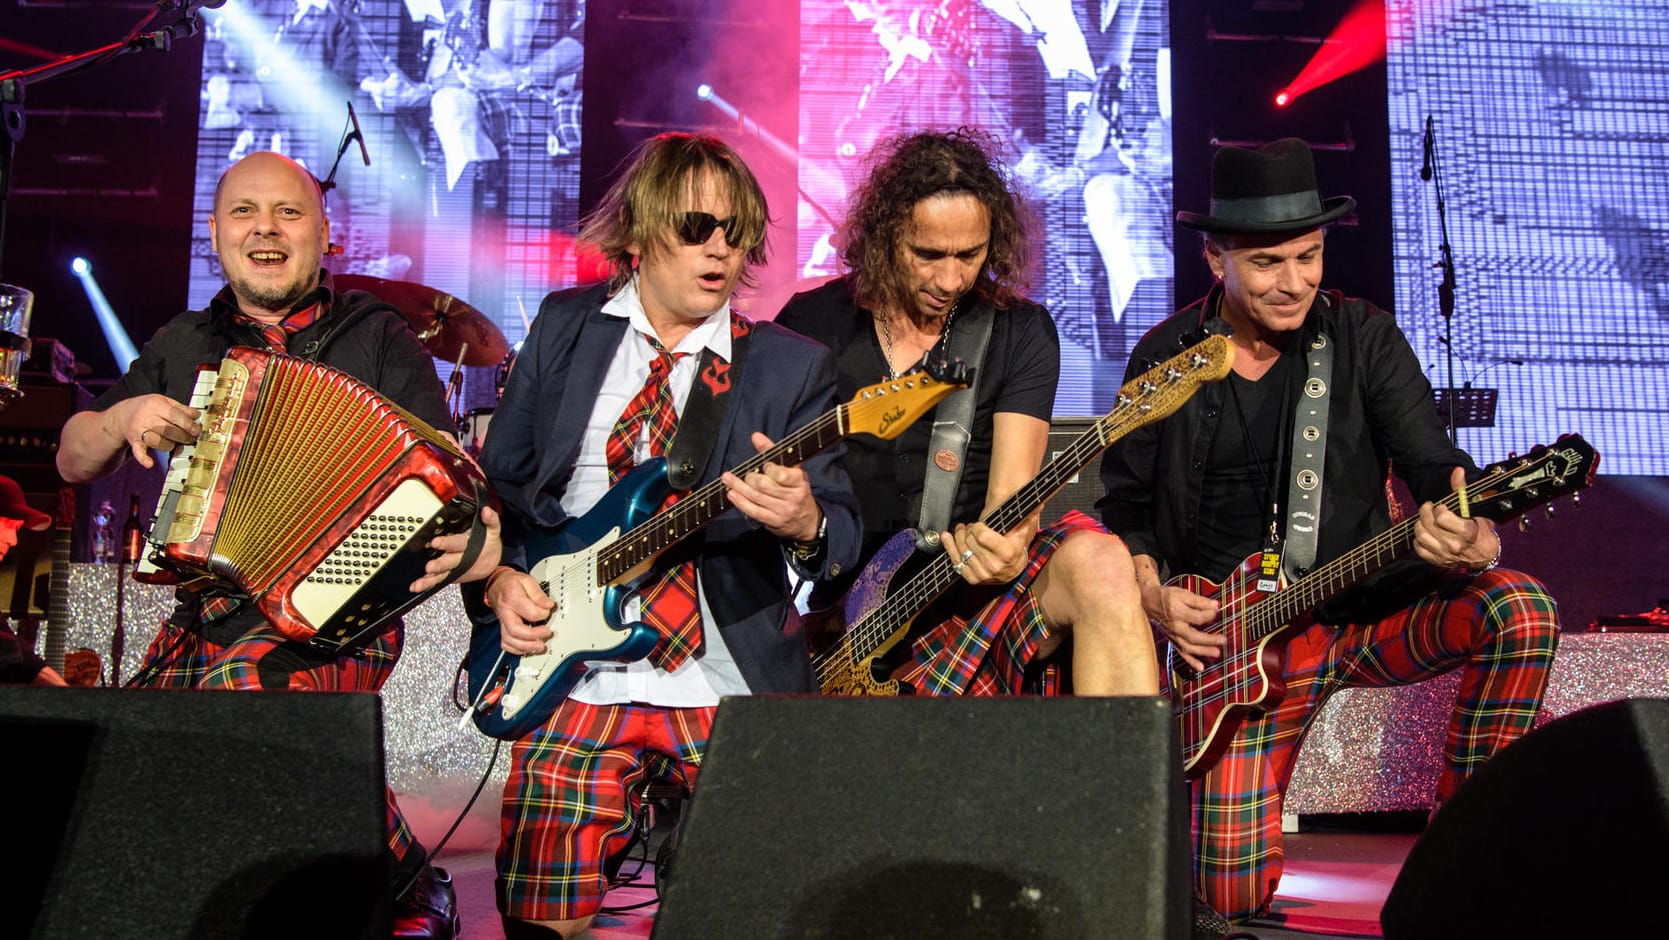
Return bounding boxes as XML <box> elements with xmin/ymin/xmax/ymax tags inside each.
<box><xmin>1208</xmin><ymin>190</ymin><xmax>1323</xmax><ymax>226</ymax></box>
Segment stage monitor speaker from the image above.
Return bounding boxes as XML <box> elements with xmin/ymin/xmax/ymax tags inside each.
<box><xmin>0</xmin><ymin>688</ymin><xmax>390</xmax><ymax>939</ymax></box>
<box><xmin>1042</xmin><ymin>417</ymin><xmax>1108</xmax><ymax>522</ymax></box>
<box><xmin>653</xmin><ymin>696</ymin><xmax>1188</xmax><ymax>940</ymax></box>
<box><xmin>1381</xmin><ymin>698</ymin><xmax>1669</xmax><ymax>940</ymax></box>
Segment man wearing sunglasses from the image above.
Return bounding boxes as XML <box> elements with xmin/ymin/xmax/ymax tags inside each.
<box><xmin>458</xmin><ymin>132</ymin><xmax>860</xmax><ymax>939</ymax></box>
<box><xmin>776</xmin><ymin>127</ymin><xmax>1157</xmax><ymax>699</ymax></box>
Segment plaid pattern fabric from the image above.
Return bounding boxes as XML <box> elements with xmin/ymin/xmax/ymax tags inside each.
<box><xmin>497</xmin><ymin>698</ymin><xmax>714</xmax><ymax>922</ymax></box>
<box><xmin>1192</xmin><ymin>568</ymin><xmax>1559</xmax><ymax>922</ymax></box>
<box><xmin>134</xmin><ymin>617</ymin><xmax>421</xmax><ymax>863</ymax></box>
<box><xmin>605</xmin><ymin>332</ymin><xmax>685</xmax><ymax>484</ymax></box>
<box><xmin>639</xmin><ymin>529</ymin><xmax>704</xmax><ymax>670</ymax></box>
<box><xmin>607</xmin><ymin>332</ymin><xmax>703</xmax><ymax>671</ymax></box>
<box><xmin>232</xmin><ymin>300</ymin><xmax>322</xmax><ymax>353</ymax></box>
<box><xmin>899</xmin><ymin>510</ymin><xmax>1106</xmax><ymax>696</ymax></box>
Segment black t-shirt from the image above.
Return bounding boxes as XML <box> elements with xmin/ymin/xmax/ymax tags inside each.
<box><xmin>775</xmin><ymin>276</ymin><xmax>1059</xmax><ymax>593</ymax></box>
<box><xmin>94</xmin><ymin>274</ymin><xmax>451</xmax><ymax>432</ymax></box>
<box><xmin>1196</xmin><ymin>348</ymin><xmax>1299</xmax><ymax>582</ymax></box>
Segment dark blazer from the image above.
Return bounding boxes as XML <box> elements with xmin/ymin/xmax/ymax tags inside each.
<box><xmin>476</xmin><ymin>282</ymin><xmax>861</xmax><ymax>693</ymax></box>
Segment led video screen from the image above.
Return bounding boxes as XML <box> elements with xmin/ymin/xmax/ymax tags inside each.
<box><xmin>1388</xmin><ymin>0</ymin><xmax>1669</xmax><ymax>474</ymax></box>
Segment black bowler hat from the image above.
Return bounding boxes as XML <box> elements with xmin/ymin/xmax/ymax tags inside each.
<box><xmin>1176</xmin><ymin>137</ymin><xmax>1355</xmax><ymax>234</ymax></box>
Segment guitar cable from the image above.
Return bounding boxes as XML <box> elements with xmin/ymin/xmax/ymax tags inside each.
<box><xmin>392</xmin><ymin>733</ymin><xmax>504</xmax><ymax>904</ymax></box>
<box><xmin>600</xmin><ymin>763</ymin><xmax>691</xmax><ymax>914</ymax></box>
<box><xmin>392</xmin><ymin>661</ymin><xmax>507</xmax><ymax>903</ymax></box>
<box><xmin>121</xmin><ymin>619</ymin><xmax>198</xmax><ymax>689</ymax></box>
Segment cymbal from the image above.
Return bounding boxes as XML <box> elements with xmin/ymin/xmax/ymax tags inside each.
<box><xmin>335</xmin><ymin>274</ymin><xmax>510</xmax><ymax>367</ymax></box>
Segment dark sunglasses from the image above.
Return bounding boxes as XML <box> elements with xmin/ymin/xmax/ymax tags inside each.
<box><xmin>675</xmin><ymin>211</ymin><xmax>743</xmax><ymax>247</ymax></box>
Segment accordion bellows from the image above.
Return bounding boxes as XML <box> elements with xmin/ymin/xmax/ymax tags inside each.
<box><xmin>148</xmin><ymin>346</ymin><xmax>492</xmax><ymax>651</ymax></box>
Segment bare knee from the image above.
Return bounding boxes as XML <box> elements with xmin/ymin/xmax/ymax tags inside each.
<box><xmin>1036</xmin><ymin>530</ymin><xmax>1141</xmax><ymax>628</ymax></box>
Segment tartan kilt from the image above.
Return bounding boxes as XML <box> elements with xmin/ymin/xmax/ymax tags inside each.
<box><xmin>898</xmin><ymin>510</ymin><xmax>1105</xmax><ymax>696</ymax></box>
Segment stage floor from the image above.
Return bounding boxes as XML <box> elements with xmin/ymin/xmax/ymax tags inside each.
<box><xmin>439</xmin><ymin>829</ymin><xmax>1414</xmax><ymax>939</ymax></box>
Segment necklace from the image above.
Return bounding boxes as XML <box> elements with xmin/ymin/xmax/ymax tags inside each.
<box><xmin>878</xmin><ymin>300</ymin><xmax>958</xmax><ymax>379</ymax></box>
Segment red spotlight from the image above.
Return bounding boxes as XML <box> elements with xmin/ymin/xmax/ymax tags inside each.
<box><xmin>1275</xmin><ymin>0</ymin><xmax>1386</xmax><ymax>107</ymax></box>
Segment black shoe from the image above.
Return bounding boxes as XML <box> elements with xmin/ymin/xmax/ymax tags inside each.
<box><xmin>393</xmin><ymin>865</ymin><xmax>461</xmax><ymax>939</ymax></box>
<box><xmin>1192</xmin><ymin>893</ymin><xmax>1231</xmax><ymax>940</ymax></box>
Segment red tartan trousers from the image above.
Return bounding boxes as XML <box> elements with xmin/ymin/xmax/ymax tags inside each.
<box><xmin>1193</xmin><ymin>568</ymin><xmax>1559</xmax><ymax>922</ymax></box>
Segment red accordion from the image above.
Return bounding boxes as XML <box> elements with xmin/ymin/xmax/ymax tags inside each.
<box><xmin>143</xmin><ymin>346</ymin><xmax>493</xmax><ymax>652</ymax></box>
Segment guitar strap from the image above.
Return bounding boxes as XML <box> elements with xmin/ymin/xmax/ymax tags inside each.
<box><xmin>665</xmin><ymin>313</ymin><xmax>753</xmax><ymax>490</ymax></box>
<box><xmin>1281</xmin><ymin>330</ymin><xmax>1334</xmax><ymax>581</ymax></box>
<box><xmin>915</xmin><ymin>298</ymin><xmax>995</xmax><ymax>551</ymax></box>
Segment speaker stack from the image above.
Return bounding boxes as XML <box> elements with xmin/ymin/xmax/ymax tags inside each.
<box><xmin>0</xmin><ymin>688</ymin><xmax>390</xmax><ymax>939</ymax></box>
<box><xmin>653</xmin><ymin>695</ymin><xmax>1190</xmax><ymax>939</ymax></box>
<box><xmin>1382</xmin><ymin>698</ymin><xmax>1669</xmax><ymax>939</ymax></box>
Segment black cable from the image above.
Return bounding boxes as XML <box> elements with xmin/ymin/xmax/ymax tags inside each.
<box><xmin>120</xmin><ymin>620</ymin><xmax>197</xmax><ymax>688</ymax></box>
<box><xmin>393</xmin><ymin>734</ymin><xmax>503</xmax><ymax>903</ymax></box>
<box><xmin>600</xmin><ymin>764</ymin><xmax>690</xmax><ymax>913</ymax></box>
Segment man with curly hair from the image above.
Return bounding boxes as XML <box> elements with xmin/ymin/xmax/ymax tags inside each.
<box><xmin>776</xmin><ymin>127</ymin><xmax>1156</xmax><ymax>697</ymax></box>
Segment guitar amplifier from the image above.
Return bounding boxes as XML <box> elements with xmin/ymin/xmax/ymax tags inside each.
<box><xmin>1041</xmin><ymin>417</ymin><xmax>1106</xmax><ymax>522</ymax></box>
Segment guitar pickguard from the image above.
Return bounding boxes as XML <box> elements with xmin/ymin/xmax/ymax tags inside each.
<box><xmin>492</xmin><ymin>528</ymin><xmax>653</xmax><ymax>722</ymax></box>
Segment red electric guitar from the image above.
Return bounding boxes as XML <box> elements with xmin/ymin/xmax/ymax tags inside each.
<box><xmin>1169</xmin><ymin>434</ymin><xmax>1598</xmax><ymax>780</ymax></box>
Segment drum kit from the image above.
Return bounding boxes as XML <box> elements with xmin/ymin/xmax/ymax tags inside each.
<box><xmin>333</xmin><ymin>274</ymin><xmax>513</xmax><ymax>456</ymax></box>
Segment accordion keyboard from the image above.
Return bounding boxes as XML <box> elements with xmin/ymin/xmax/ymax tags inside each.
<box><xmin>141</xmin><ymin>364</ymin><xmax>227</xmax><ymax>578</ymax></box>
<box><xmin>290</xmin><ymin>477</ymin><xmax>442</xmax><ymax>628</ymax></box>
<box><xmin>141</xmin><ymin>347</ymin><xmax>495</xmax><ymax>651</ymax></box>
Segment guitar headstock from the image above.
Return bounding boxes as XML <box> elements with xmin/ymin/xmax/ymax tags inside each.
<box><xmin>921</xmin><ymin>353</ymin><xmax>972</xmax><ymax>387</ymax></box>
<box><xmin>1467</xmin><ymin>434</ymin><xmax>1599</xmax><ymax>523</ymax></box>
<box><xmin>845</xmin><ymin>361</ymin><xmax>974</xmax><ymax>441</ymax></box>
<box><xmin>1103</xmin><ymin>335</ymin><xmax>1234</xmax><ymax>435</ymax></box>
<box><xmin>54</xmin><ymin>483</ymin><xmax>75</xmax><ymax>529</ymax></box>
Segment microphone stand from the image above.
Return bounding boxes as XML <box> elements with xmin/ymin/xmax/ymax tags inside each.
<box><xmin>1424</xmin><ymin>115</ymin><xmax>1460</xmax><ymax>445</ymax></box>
<box><xmin>0</xmin><ymin>1</ymin><xmax>215</xmax><ymax>280</ymax></box>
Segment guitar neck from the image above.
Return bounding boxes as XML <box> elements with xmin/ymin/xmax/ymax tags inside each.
<box><xmin>1251</xmin><ymin>462</ymin><xmax>1530</xmax><ymax>641</ymax></box>
<box><xmin>1254</xmin><ymin>515</ymin><xmax>1420</xmax><ymax>639</ymax></box>
<box><xmin>43</xmin><ymin>528</ymin><xmax>71</xmax><ymax>672</ymax></box>
<box><xmin>841</xmin><ymin>403</ymin><xmax>1140</xmax><ymax>662</ymax></box>
<box><xmin>593</xmin><ymin>403</ymin><xmax>848</xmax><ymax>584</ymax></box>
<box><xmin>836</xmin><ymin>336</ymin><xmax>1234</xmax><ymax>664</ymax></box>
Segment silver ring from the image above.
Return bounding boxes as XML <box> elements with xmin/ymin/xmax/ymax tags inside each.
<box><xmin>959</xmin><ymin>549</ymin><xmax>975</xmax><ymax>564</ymax></box>
<box><xmin>140</xmin><ymin>429</ymin><xmax>153</xmax><ymax>446</ymax></box>
<box><xmin>953</xmin><ymin>561</ymin><xmax>968</xmax><ymax>575</ymax></box>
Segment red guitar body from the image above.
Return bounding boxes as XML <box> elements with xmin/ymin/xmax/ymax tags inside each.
<box><xmin>1166</xmin><ymin>561</ymin><xmax>1311</xmax><ymax>780</ymax></box>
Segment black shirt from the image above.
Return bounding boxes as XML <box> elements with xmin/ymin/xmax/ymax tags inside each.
<box><xmin>1197</xmin><ymin>349</ymin><xmax>1299</xmax><ymax>582</ymax></box>
<box><xmin>776</xmin><ymin>276</ymin><xmax>1059</xmax><ymax>596</ymax></box>
<box><xmin>1099</xmin><ymin>286</ymin><xmax>1477</xmax><ymax>622</ymax></box>
<box><xmin>94</xmin><ymin>272</ymin><xmax>451</xmax><ymax>432</ymax></box>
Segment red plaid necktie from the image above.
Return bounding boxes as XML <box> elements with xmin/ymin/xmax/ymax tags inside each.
<box><xmin>605</xmin><ymin>333</ymin><xmax>687</xmax><ymax>484</ymax></box>
<box><xmin>606</xmin><ymin>332</ymin><xmax>702</xmax><ymax>670</ymax></box>
<box><xmin>235</xmin><ymin>302</ymin><xmax>322</xmax><ymax>354</ymax></box>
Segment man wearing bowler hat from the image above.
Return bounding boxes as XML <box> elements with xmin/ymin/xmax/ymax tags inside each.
<box><xmin>1098</xmin><ymin>138</ymin><xmax>1560</xmax><ymax>928</ymax></box>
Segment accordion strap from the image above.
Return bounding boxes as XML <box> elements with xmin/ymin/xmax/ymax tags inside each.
<box><xmin>438</xmin><ymin>478</ymin><xmax>495</xmax><ymax>590</ymax></box>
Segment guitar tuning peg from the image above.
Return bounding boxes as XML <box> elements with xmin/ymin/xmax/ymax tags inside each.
<box><xmin>1571</xmin><ymin>493</ymin><xmax>1581</xmax><ymax>508</ymax></box>
<box><xmin>1518</xmin><ymin>516</ymin><xmax>1531</xmax><ymax>532</ymax></box>
<box><xmin>1544</xmin><ymin>504</ymin><xmax>1555</xmax><ymax>519</ymax></box>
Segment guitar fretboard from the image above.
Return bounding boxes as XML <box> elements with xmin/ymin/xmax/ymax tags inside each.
<box><xmin>593</xmin><ymin>405</ymin><xmax>848</xmax><ymax>584</ymax></box>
